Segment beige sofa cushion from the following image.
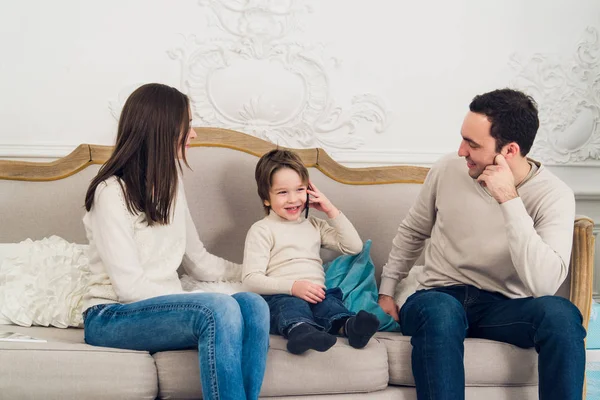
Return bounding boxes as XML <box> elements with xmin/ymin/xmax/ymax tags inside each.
<box><xmin>265</xmin><ymin>385</ymin><xmax>538</xmax><ymax>400</ymax></box>
<box><xmin>375</xmin><ymin>332</ymin><xmax>538</xmax><ymax>386</ymax></box>
<box><xmin>0</xmin><ymin>326</ymin><xmax>157</xmax><ymax>400</ymax></box>
<box><xmin>153</xmin><ymin>334</ymin><xmax>389</xmax><ymax>398</ymax></box>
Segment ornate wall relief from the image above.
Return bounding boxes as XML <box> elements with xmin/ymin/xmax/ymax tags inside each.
<box><xmin>167</xmin><ymin>0</ymin><xmax>389</xmax><ymax>150</ymax></box>
<box><xmin>510</xmin><ymin>27</ymin><xmax>600</xmax><ymax>164</ymax></box>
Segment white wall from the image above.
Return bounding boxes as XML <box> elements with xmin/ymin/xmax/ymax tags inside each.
<box><xmin>1</xmin><ymin>0</ymin><xmax>599</xmax><ymax>290</ymax></box>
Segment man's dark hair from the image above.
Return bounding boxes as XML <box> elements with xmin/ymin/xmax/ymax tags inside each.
<box><xmin>469</xmin><ymin>88</ymin><xmax>539</xmax><ymax>156</ymax></box>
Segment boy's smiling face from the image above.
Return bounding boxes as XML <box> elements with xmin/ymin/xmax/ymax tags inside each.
<box><xmin>265</xmin><ymin>167</ymin><xmax>308</xmax><ymax>221</ymax></box>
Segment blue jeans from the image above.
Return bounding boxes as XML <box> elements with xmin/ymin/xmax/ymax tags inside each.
<box><xmin>83</xmin><ymin>292</ymin><xmax>270</xmax><ymax>400</ymax></box>
<box><xmin>263</xmin><ymin>287</ymin><xmax>354</xmax><ymax>336</ymax></box>
<box><xmin>400</xmin><ymin>285</ymin><xmax>586</xmax><ymax>400</ymax></box>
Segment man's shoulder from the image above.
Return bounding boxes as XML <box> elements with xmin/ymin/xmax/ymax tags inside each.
<box><xmin>529</xmin><ymin>162</ymin><xmax>574</xmax><ymax>198</ymax></box>
<box><xmin>427</xmin><ymin>153</ymin><xmax>465</xmax><ymax>180</ymax></box>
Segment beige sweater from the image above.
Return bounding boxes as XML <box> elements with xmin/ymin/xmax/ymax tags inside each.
<box><xmin>379</xmin><ymin>154</ymin><xmax>575</xmax><ymax>299</ymax></box>
<box><xmin>242</xmin><ymin>211</ymin><xmax>363</xmax><ymax>295</ymax></box>
<box><xmin>82</xmin><ymin>176</ymin><xmax>240</xmax><ymax>310</ymax></box>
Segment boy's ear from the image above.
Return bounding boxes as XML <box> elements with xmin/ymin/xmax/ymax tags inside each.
<box><xmin>263</xmin><ymin>199</ymin><xmax>270</xmax><ymax>207</ymax></box>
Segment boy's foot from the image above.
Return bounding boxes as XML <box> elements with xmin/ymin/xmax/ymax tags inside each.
<box><xmin>286</xmin><ymin>323</ymin><xmax>337</xmax><ymax>355</ymax></box>
<box><xmin>345</xmin><ymin>310</ymin><xmax>380</xmax><ymax>349</ymax></box>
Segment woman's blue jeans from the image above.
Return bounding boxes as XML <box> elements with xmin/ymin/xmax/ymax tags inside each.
<box><xmin>83</xmin><ymin>292</ymin><xmax>270</xmax><ymax>400</ymax></box>
<box><xmin>400</xmin><ymin>285</ymin><xmax>586</xmax><ymax>400</ymax></box>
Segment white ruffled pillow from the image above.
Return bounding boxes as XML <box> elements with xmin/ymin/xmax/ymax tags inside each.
<box><xmin>0</xmin><ymin>243</ymin><xmax>29</xmax><ymax>325</ymax></box>
<box><xmin>0</xmin><ymin>237</ymin><xmax>90</xmax><ymax>328</ymax></box>
<box><xmin>0</xmin><ymin>237</ymin><xmax>246</xmax><ymax>329</ymax></box>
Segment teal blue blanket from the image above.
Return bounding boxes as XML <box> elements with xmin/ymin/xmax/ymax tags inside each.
<box><xmin>324</xmin><ymin>240</ymin><xmax>401</xmax><ymax>332</ymax></box>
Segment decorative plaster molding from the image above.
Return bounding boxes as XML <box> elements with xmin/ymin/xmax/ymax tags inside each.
<box><xmin>166</xmin><ymin>0</ymin><xmax>390</xmax><ymax>151</ymax></box>
<box><xmin>108</xmin><ymin>82</ymin><xmax>147</xmax><ymax>121</ymax></box>
<box><xmin>510</xmin><ymin>26</ymin><xmax>600</xmax><ymax>165</ymax></box>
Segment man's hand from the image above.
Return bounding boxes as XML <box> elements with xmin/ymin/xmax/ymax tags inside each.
<box><xmin>292</xmin><ymin>280</ymin><xmax>326</xmax><ymax>304</ymax></box>
<box><xmin>476</xmin><ymin>154</ymin><xmax>519</xmax><ymax>204</ymax></box>
<box><xmin>378</xmin><ymin>294</ymin><xmax>399</xmax><ymax>321</ymax></box>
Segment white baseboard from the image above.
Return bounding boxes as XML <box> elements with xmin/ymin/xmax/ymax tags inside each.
<box><xmin>3</xmin><ymin>144</ymin><xmax>600</xmax><ymax>166</ymax></box>
<box><xmin>0</xmin><ymin>144</ymin><xmax>78</xmax><ymax>159</ymax></box>
<box><xmin>330</xmin><ymin>150</ymin><xmax>445</xmax><ymax>167</ymax></box>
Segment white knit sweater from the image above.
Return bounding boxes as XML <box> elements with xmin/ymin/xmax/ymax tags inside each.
<box><xmin>82</xmin><ymin>176</ymin><xmax>241</xmax><ymax>310</ymax></box>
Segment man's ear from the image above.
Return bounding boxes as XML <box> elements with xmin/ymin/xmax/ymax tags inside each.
<box><xmin>502</xmin><ymin>142</ymin><xmax>521</xmax><ymax>160</ymax></box>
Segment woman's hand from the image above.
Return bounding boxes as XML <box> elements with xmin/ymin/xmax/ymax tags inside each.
<box><xmin>306</xmin><ymin>181</ymin><xmax>340</xmax><ymax>219</ymax></box>
<box><xmin>292</xmin><ymin>280</ymin><xmax>326</xmax><ymax>303</ymax></box>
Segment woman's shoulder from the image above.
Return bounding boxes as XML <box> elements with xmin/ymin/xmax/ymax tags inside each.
<box><xmin>93</xmin><ymin>176</ymin><xmax>127</xmax><ymax>207</ymax></box>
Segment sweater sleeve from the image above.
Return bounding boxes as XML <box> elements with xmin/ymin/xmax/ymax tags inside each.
<box><xmin>500</xmin><ymin>189</ymin><xmax>575</xmax><ymax>297</ymax></box>
<box><xmin>181</xmin><ymin>203</ymin><xmax>242</xmax><ymax>282</ymax></box>
<box><xmin>379</xmin><ymin>162</ymin><xmax>440</xmax><ymax>297</ymax></box>
<box><xmin>242</xmin><ymin>223</ymin><xmax>295</xmax><ymax>295</ymax></box>
<box><xmin>314</xmin><ymin>212</ymin><xmax>363</xmax><ymax>255</ymax></box>
<box><xmin>89</xmin><ymin>181</ymin><xmax>172</xmax><ymax>303</ymax></box>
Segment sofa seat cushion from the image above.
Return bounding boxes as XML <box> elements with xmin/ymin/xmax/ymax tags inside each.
<box><xmin>153</xmin><ymin>334</ymin><xmax>389</xmax><ymax>398</ymax></box>
<box><xmin>375</xmin><ymin>332</ymin><xmax>538</xmax><ymax>386</ymax></box>
<box><xmin>0</xmin><ymin>326</ymin><xmax>157</xmax><ymax>399</ymax></box>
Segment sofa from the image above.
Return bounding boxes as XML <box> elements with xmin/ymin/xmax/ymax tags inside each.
<box><xmin>0</xmin><ymin>127</ymin><xmax>595</xmax><ymax>399</ymax></box>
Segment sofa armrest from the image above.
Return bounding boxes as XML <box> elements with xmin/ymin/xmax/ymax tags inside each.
<box><xmin>569</xmin><ymin>216</ymin><xmax>595</xmax><ymax>330</ymax></box>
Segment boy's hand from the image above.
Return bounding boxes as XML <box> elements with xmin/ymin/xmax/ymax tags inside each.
<box><xmin>378</xmin><ymin>294</ymin><xmax>399</xmax><ymax>321</ymax></box>
<box><xmin>307</xmin><ymin>181</ymin><xmax>340</xmax><ymax>219</ymax></box>
<box><xmin>292</xmin><ymin>280</ymin><xmax>326</xmax><ymax>304</ymax></box>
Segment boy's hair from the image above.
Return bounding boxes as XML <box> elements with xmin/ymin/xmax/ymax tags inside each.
<box><xmin>255</xmin><ymin>149</ymin><xmax>309</xmax><ymax>214</ymax></box>
<box><xmin>469</xmin><ymin>88</ymin><xmax>539</xmax><ymax>156</ymax></box>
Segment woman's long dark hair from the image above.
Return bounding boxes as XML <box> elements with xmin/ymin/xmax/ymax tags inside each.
<box><xmin>85</xmin><ymin>83</ymin><xmax>191</xmax><ymax>225</ymax></box>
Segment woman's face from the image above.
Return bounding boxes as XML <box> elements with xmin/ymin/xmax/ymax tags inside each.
<box><xmin>177</xmin><ymin>110</ymin><xmax>196</xmax><ymax>159</ymax></box>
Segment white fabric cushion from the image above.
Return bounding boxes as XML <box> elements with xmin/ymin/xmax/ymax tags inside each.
<box><xmin>0</xmin><ymin>237</ymin><xmax>247</xmax><ymax>329</ymax></box>
<box><xmin>0</xmin><ymin>237</ymin><xmax>89</xmax><ymax>328</ymax></box>
<box><xmin>0</xmin><ymin>243</ymin><xmax>31</xmax><ymax>325</ymax></box>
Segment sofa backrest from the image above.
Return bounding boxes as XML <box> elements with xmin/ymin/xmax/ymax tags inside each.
<box><xmin>0</xmin><ymin>128</ymin><xmax>582</xmax><ymax>296</ymax></box>
<box><xmin>0</xmin><ymin>129</ymin><xmax>426</xmax><ymax>284</ymax></box>
<box><xmin>182</xmin><ymin>147</ymin><xmax>423</xmax><ymax>277</ymax></box>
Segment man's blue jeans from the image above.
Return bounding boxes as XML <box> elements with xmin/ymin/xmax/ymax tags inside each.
<box><xmin>83</xmin><ymin>292</ymin><xmax>270</xmax><ymax>400</ymax></box>
<box><xmin>263</xmin><ymin>287</ymin><xmax>354</xmax><ymax>336</ymax></box>
<box><xmin>400</xmin><ymin>285</ymin><xmax>586</xmax><ymax>400</ymax></box>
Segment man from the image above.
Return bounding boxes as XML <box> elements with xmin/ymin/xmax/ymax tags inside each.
<box><xmin>378</xmin><ymin>88</ymin><xmax>585</xmax><ymax>400</ymax></box>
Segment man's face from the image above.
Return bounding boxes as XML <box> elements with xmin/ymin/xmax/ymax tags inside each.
<box><xmin>457</xmin><ymin>112</ymin><xmax>499</xmax><ymax>179</ymax></box>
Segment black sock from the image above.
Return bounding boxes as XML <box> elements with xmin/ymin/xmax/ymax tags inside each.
<box><xmin>286</xmin><ymin>323</ymin><xmax>337</xmax><ymax>355</ymax></box>
<box><xmin>345</xmin><ymin>310</ymin><xmax>380</xmax><ymax>349</ymax></box>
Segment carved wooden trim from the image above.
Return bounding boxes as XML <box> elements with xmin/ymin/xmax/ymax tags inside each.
<box><xmin>570</xmin><ymin>216</ymin><xmax>595</xmax><ymax>330</ymax></box>
<box><xmin>192</xmin><ymin>127</ymin><xmax>319</xmax><ymax>167</ymax></box>
<box><xmin>89</xmin><ymin>145</ymin><xmax>113</xmax><ymax>165</ymax></box>
<box><xmin>0</xmin><ymin>128</ymin><xmax>428</xmax><ymax>184</ymax></box>
<box><xmin>316</xmin><ymin>149</ymin><xmax>428</xmax><ymax>184</ymax></box>
<box><xmin>0</xmin><ymin>144</ymin><xmax>92</xmax><ymax>182</ymax></box>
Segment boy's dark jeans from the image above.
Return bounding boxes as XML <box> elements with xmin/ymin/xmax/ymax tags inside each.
<box><xmin>263</xmin><ymin>287</ymin><xmax>355</xmax><ymax>336</ymax></box>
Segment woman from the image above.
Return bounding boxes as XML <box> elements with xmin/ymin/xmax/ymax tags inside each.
<box><xmin>82</xmin><ymin>83</ymin><xmax>269</xmax><ymax>400</ymax></box>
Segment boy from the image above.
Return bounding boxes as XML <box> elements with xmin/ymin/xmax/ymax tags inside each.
<box><xmin>243</xmin><ymin>149</ymin><xmax>379</xmax><ymax>355</ymax></box>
